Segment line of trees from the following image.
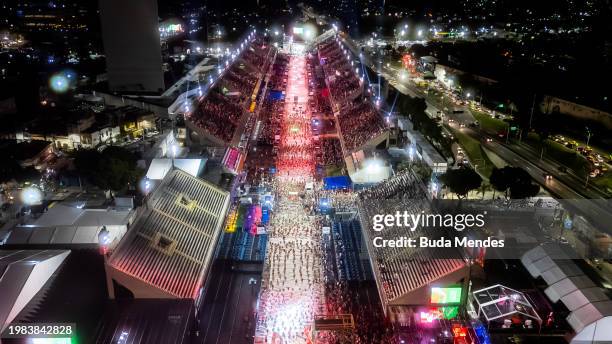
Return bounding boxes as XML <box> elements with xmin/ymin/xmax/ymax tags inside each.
<box><xmin>440</xmin><ymin>165</ymin><xmax>540</xmax><ymax>199</ymax></box>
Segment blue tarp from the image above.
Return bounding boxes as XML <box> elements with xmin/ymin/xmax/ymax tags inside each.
<box><xmin>269</xmin><ymin>90</ymin><xmax>285</xmax><ymax>101</ymax></box>
<box><xmin>323</xmin><ymin>176</ymin><xmax>352</xmax><ymax>190</ymax></box>
<box><xmin>261</xmin><ymin>206</ymin><xmax>270</xmax><ymax>224</ymax></box>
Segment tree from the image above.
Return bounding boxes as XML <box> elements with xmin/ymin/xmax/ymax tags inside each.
<box><xmin>0</xmin><ymin>160</ymin><xmax>25</xmax><ymax>184</ymax></box>
<box><xmin>489</xmin><ymin>166</ymin><xmax>539</xmax><ymax>199</ymax></box>
<box><xmin>508</xmin><ymin>168</ymin><xmax>540</xmax><ymax>199</ymax></box>
<box><xmin>489</xmin><ymin>167</ymin><xmax>513</xmax><ymax>199</ymax></box>
<box><xmin>0</xmin><ymin>160</ymin><xmax>40</xmax><ymax>185</ymax></box>
<box><xmin>73</xmin><ymin>147</ymin><xmax>143</xmax><ymax>193</ymax></box>
<box><xmin>440</xmin><ymin>167</ymin><xmax>482</xmax><ymax>199</ymax></box>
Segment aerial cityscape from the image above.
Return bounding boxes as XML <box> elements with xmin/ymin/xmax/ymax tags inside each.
<box><xmin>0</xmin><ymin>0</ymin><xmax>611</xmax><ymax>343</ymax></box>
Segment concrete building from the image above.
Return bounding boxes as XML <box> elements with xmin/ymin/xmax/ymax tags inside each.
<box><xmin>98</xmin><ymin>0</ymin><xmax>165</xmax><ymax>93</ymax></box>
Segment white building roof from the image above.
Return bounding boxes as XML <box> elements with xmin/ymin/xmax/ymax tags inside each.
<box><xmin>32</xmin><ymin>204</ymin><xmax>131</xmax><ymax>228</ymax></box>
<box><xmin>0</xmin><ymin>250</ymin><xmax>70</xmax><ymax>331</ymax></box>
<box><xmin>146</xmin><ymin>159</ymin><xmax>206</xmax><ymax>180</ymax></box>
<box><xmin>6</xmin><ymin>205</ymin><xmax>133</xmax><ymax>246</ymax></box>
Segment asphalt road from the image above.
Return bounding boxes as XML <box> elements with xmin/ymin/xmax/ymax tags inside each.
<box><xmin>464</xmin><ymin>127</ymin><xmax>612</xmax><ymax>231</ymax></box>
<box><xmin>197</xmin><ymin>260</ymin><xmax>262</xmax><ymax>344</ymax></box>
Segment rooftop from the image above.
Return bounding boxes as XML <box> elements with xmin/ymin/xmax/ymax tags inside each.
<box><xmin>109</xmin><ymin>169</ymin><xmax>230</xmax><ymax>298</ymax></box>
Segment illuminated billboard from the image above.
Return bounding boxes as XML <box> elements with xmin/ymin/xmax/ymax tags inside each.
<box><xmin>419</xmin><ymin>306</ymin><xmax>459</xmax><ymax>323</ymax></box>
<box><xmin>430</xmin><ymin>287</ymin><xmax>462</xmax><ymax>304</ymax></box>
<box><xmin>293</xmin><ymin>27</ymin><xmax>304</xmax><ymax>35</ymax></box>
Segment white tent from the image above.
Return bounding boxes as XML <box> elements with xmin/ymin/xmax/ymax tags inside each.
<box><xmin>521</xmin><ymin>245</ymin><xmax>612</xmax><ymax>344</ymax></box>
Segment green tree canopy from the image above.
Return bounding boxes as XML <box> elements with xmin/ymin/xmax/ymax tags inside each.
<box><xmin>73</xmin><ymin>147</ymin><xmax>142</xmax><ymax>192</ymax></box>
<box><xmin>489</xmin><ymin>166</ymin><xmax>540</xmax><ymax>199</ymax></box>
<box><xmin>440</xmin><ymin>167</ymin><xmax>482</xmax><ymax>199</ymax></box>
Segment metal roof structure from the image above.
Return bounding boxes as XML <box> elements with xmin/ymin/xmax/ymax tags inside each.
<box><xmin>108</xmin><ymin>169</ymin><xmax>230</xmax><ymax>299</ymax></box>
<box><xmin>145</xmin><ymin>158</ymin><xmax>206</xmax><ymax>180</ymax></box>
<box><xmin>472</xmin><ymin>284</ymin><xmax>542</xmax><ymax>323</ymax></box>
<box><xmin>5</xmin><ymin>205</ymin><xmax>133</xmax><ymax>246</ymax></box>
<box><xmin>521</xmin><ymin>244</ymin><xmax>612</xmax><ymax>343</ymax></box>
<box><xmin>0</xmin><ymin>250</ymin><xmax>70</xmax><ymax>332</ymax></box>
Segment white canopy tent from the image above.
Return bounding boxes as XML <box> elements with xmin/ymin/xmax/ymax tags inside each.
<box><xmin>521</xmin><ymin>244</ymin><xmax>612</xmax><ymax>344</ymax></box>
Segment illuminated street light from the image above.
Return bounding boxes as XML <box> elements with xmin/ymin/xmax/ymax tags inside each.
<box><xmin>21</xmin><ymin>186</ymin><xmax>43</xmax><ymax>205</ymax></box>
<box><xmin>49</xmin><ymin>74</ymin><xmax>69</xmax><ymax>93</ymax></box>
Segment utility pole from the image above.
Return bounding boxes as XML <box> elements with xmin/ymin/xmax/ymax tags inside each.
<box><xmin>585</xmin><ymin>126</ymin><xmax>592</xmax><ymax>148</ymax></box>
<box><xmin>528</xmin><ymin>94</ymin><xmax>536</xmax><ymax>130</ymax></box>
<box><xmin>506</xmin><ymin>122</ymin><xmax>510</xmax><ymax>144</ymax></box>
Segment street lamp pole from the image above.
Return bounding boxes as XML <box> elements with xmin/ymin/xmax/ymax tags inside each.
<box><xmin>528</xmin><ymin>93</ymin><xmax>536</xmax><ymax>130</ymax></box>
<box><xmin>585</xmin><ymin>126</ymin><xmax>592</xmax><ymax>148</ymax></box>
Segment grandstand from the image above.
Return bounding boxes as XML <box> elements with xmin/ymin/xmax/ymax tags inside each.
<box><xmin>331</xmin><ymin>219</ymin><xmax>370</xmax><ymax>281</ymax></box>
<box><xmin>317</xmin><ymin>37</ymin><xmax>389</xmax><ymax>155</ymax></box>
<box><xmin>216</xmin><ymin>231</ymin><xmax>268</xmax><ymax>262</ymax></box>
<box><xmin>357</xmin><ymin>170</ymin><xmax>468</xmax><ymax>313</ymax></box>
<box><xmin>106</xmin><ymin>169</ymin><xmax>230</xmax><ymax>301</ymax></box>
<box><xmin>186</xmin><ymin>38</ymin><xmax>275</xmax><ymax>147</ymax></box>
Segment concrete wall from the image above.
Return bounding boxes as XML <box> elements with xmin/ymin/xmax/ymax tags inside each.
<box><xmin>541</xmin><ymin>96</ymin><xmax>612</xmax><ymax>130</ymax></box>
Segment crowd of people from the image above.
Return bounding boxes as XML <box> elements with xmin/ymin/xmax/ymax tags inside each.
<box><xmin>317</xmin><ymin>39</ymin><xmax>388</xmax><ymax>152</ymax></box>
<box><xmin>321</xmin><ymin>281</ymin><xmax>396</xmax><ymax>344</ymax></box>
<box><xmin>337</xmin><ymin>101</ymin><xmax>386</xmax><ymax>151</ymax></box>
<box><xmin>317</xmin><ymin>138</ymin><xmax>343</xmax><ymax>166</ymax></box>
<box><xmin>254</xmin><ymin>39</ymin><xmax>408</xmax><ymax>344</ymax></box>
<box><xmin>188</xmin><ymin>39</ymin><xmax>272</xmax><ymax>143</ymax></box>
<box><xmin>256</xmin><ymin>53</ymin><xmax>326</xmax><ymax>343</ymax></box>
<box><xmin>190</xmin><ymin>91</ymin><xmax>242</xmax><ymax>142</ymax></box>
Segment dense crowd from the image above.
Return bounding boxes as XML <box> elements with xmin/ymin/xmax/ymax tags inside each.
<box><xmin>256</xmin><ymin>54</ymin><xmax>326</xmax><ymax>343</ymax></box>
<box><xmin>317</xmin><ymin>39</ymin><xmax>387</xmax><ymax>152</ymax></box>
<box><xmin>317</xmin><ymin>138</ymin><xmax>343</xmax><ymax>166</ymax></box>
<box><xmin>359</xmin><ymin>168</ymin><xmax>425</xmax><ymax>201</ymax></box>
<box><xmin>188</xmin><ymin>39</ymin><xmax>272</xmax><ymax>143</ymax></box>
<box><xmin>337</xmin><ymin>101</ymin><xmax>386</xmax><ymax>151</ymax></box>
<box><xmin>190</xmin><ymin>91</ymin><xmax>242</xmax><ymax>142</ymax></box>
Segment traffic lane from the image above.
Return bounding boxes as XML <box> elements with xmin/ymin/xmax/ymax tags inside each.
<box><xmin>511</xmin><ymin>142</ymin><xmax>609</xmax><ymax>198</ymax></box>
<box><xmin>472</xmin><ymin>126</ymin><xmax>606</xmax><ymax>199</ymax></box>
<box><xmin>198</xmin><ymin>262</ymin><xmax>260</xmax><ymax>344</ymax></box>
<box><xmin>487</xmin><ymin>140</ymin><xmax>612</xmax><ymax>230</ymax></box>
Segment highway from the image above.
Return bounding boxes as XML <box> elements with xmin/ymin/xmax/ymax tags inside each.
<box><xmin>340</xmin><ymin>35</ymin><xmax>612</xmax><ymax>233</ymax></box>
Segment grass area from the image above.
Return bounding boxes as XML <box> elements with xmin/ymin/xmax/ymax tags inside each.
<box><xmin>471</xmin><ymin>109</ymin><xmax>507</xmax><ymax>134</ymax></box>
<box><xmin>452</xmin><ymin>129</ymin><xmax>494</xmax><ymax>179</ymax></box>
